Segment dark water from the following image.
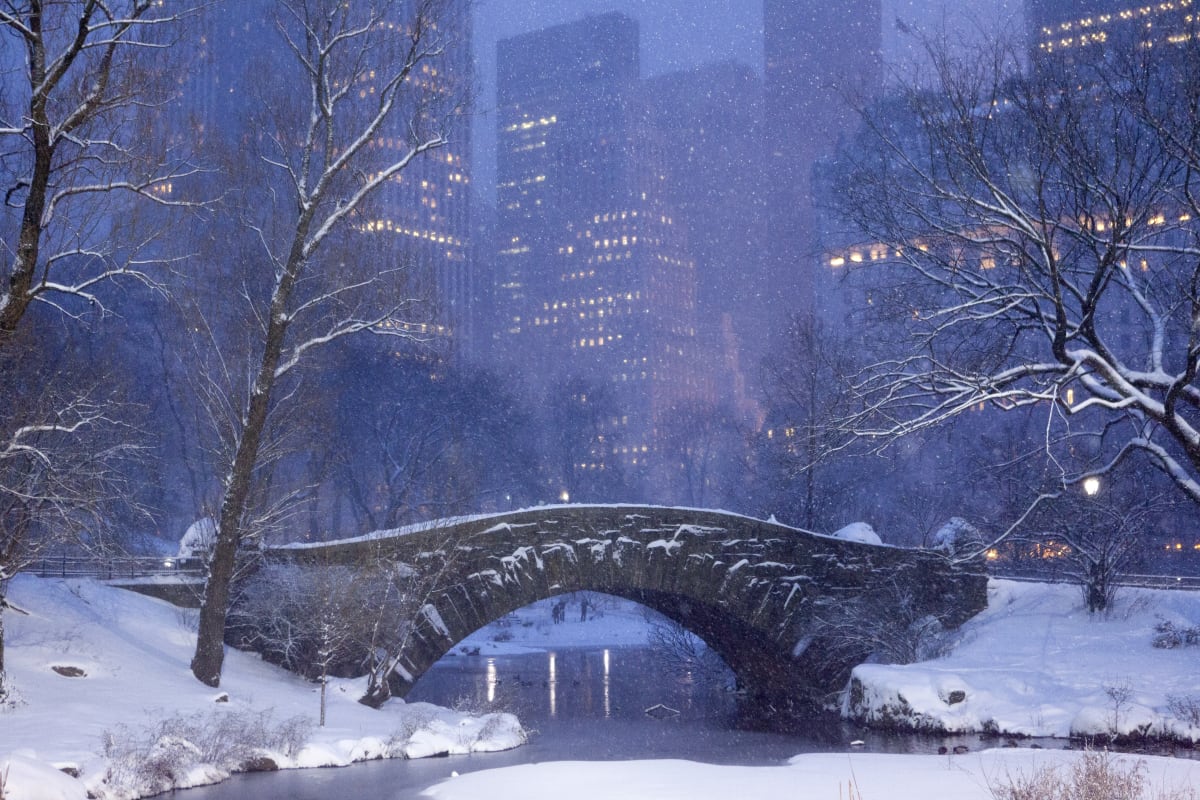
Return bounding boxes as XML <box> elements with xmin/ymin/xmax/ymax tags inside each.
<box><xmin>171</xmin><ymin>646</ymin><xmax>1052</xmax><ymax>800</ymax></box>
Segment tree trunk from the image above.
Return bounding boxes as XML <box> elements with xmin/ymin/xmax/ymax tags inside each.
<box><xmin>189</xmin><ymin>337</ymin><xmax>290</xmax><ymax>685</ymax></box>
<box><xmin>190</xmin><ymin>231</ymin><xmax>308</xmax><ymax>686</ymax></box>
<box><xmin>0</xmin><ymin>600</ymin><xmax>7</xmax><ymax>701</ymax></box>
<box><xmin>319</xmin><ymin>673</ymin><xmax>327</xmax><ymax>727</ymax></box>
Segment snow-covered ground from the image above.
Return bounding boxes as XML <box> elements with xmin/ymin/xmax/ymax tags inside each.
<box><xmin>4</xmin><ymin>575</ymin><xmax>1200</xmax><ymax>800</ymax></box>
<box><xmin>844</xmin><ymin>579</ymin><xmax>1200</xmax><ymax>742</ymax></box>
<box><xmin>0</xmin><ymin>575</ymin><xmax>524</xmax><ymax>800</ymax></box>
<box><xmin>420</xmin><ymin>749</ymin><xmax>1200</xmax><ymax>800</ymax></box>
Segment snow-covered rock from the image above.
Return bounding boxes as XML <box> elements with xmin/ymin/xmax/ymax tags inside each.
<box><xmin>831</xmin><ymin>522</ymin><xmax>882</xmax><ymax>546</ymax></box>
<box><xmin>0</xmin><ymin>752</ymin><xmax>87</xmax><ymax>800</ymax></box>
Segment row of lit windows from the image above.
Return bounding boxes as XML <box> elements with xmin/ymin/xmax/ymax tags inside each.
<box><xmin>1042</xmin><ymin>0</ymin><xmax>1192</xmax><ymax>36</ymax></box>
<box><xmin>531</xmin><ymin>306</ymin><xmax>636</xmax><ymax>326</ymax></box>
<box><xmin>361</xmin><ymin>220</ymin><xmax>463</xmax><ymax>247</ymax></box>
<box><xmin>1038</xmin><ymin>1</ymin><xmax>1193</xmax><ymax>51</ymax></box>
<box><xmin>544</xmin><ymin>292</ymin><xmax>642</xmax><ymax>311</ymax></box>
<box><xmin>574</xmin><ymin>336</ymin><xmax>619</xmax><ymax>348</ymax></box>
<box><xmin>1042</xmin><ymin>31</ymin><xmax>1110</xmax><ymax>50</ymax></box>
<box><xmin>594</xmin><ymin>235</ymin><xmax>637</xmax><ymax>249</ymax></box>
<box><xmin>828</xmin><ymin>223</ymin><xmax>1184</xmax><ymax>270</ymax></box>
<box><xmin>589</xmin><ymin>251</ymin><xmax>633</xmax><ymax>264</ymax></box>
<box><xmin>593</xmin><ymin>209</ymin><xmax>640</xmax><ymax>224</ymax></box>
<box><xmin>511</xmin><ymin>140</ymin><xmax>547</xmax><ymax>154</ymax></box>
<box><xmin>828</xmin><ymin>246</ymin><xmax>899</xmax><ymax>267</ymax></box>
<box><xmin>503</xmin><ymin>115</ymin><xmax>558</xmax><ymax>133</ymax></box>
<box><xmin>654</xmin><ymin>253</ymin><xmax>693</xmax><ymax>269</ymax></box>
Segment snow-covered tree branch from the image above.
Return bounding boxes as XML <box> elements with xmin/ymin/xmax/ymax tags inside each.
<box><xmin>0</xmin><ymin>0</ymin><xmax>202</xmax><ymax>341</ymax></box>
<box><xmin>827</xmin><ymin>34</ymin><xmax>1200</xmax><ymax>507</ymax></box>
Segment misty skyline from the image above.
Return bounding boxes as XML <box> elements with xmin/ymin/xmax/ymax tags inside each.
<box><xmin>470</xmin><ymin>0</ymin><xmax>1022</xmax><ymax>200</ymax></box>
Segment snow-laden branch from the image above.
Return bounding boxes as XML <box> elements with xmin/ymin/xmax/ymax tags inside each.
<box><xmin>824</xmin><ymin>36</ymin><xmax>1200</xmax><ymax>506</ymax></box>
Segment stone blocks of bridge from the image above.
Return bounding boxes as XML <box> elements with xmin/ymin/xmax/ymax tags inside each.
<box><xmin>269</xmin><ymin>506</ymin><xmax>988</xmax><ymax>715</ymax></box>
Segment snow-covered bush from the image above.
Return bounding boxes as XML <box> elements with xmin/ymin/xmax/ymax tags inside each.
<box><xmin>990</xmin><ymin>751</ymin><xmax>1195</xmax><ymax>800</ymax></box>
<box><xmin>388</xmin><ymin>705</ymin><xmax>438</xmax><ymax>748</ymax></box>
<box><xmin>1167</xmin><ymin>695</ymin><xmax>1200</xmax><ymax>728</ymax></box>
<box><xmin>98</xmin><ymin>709</ymin><xmax>310</xmax><ymax>797</ymax></box>
<box><xmin>1152</xmin><ymin>619</ymin><xmax>1200</xmax><ymax>649</ymax></box>
<box><xmin>177</xmin><ymin>518</ymin><xmax>216</xmax><ymax>561</ymax></box>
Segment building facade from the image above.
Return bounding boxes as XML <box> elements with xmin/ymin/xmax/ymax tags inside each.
<box><xmin>763</xmin><ymin>0</ymin><xmax>883</xmax><ymax>321</ymax></box>
<box><xmin>1027</xmin><ymin>0</ymin><xmax>1196</xmax><ymax>61</ymax></box>
<box><xmin>493</xmin><ymin>13</ymin><xmax>710</xmax><ymax>497</ymax></box>
<box><xmin>644</xmin><ymin>61</ymin><xmax>768</xmax><ymax>428</ymax></box>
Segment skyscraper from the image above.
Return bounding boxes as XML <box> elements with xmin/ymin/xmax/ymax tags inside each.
<box><xmin>493</xmin><ymin>13</ymin><xmax>708</xmax><ymax>496</ymax></box>
<box><xmin>644</xmin><ymin>61</ymin><xmax>767</xmax><ymax>427</ymax></box>
<box><xmin>763</xmin><ymin>0</ymin><xmax>882</xmax><ymax>319</ymax></box>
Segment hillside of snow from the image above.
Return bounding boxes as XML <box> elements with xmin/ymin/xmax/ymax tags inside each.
<box><xmin>0</xmin><ymin>575</ymin><xmax>524</xmax><ymax>800</ymax></box>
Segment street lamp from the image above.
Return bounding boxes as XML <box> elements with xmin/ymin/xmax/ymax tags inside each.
<box><xmin>1082</xmin><ymin>476</ymin><xmax>1101</xmax><ymax>496</ymax></box>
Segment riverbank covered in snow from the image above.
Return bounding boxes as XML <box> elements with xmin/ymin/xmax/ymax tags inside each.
<box><xmin>0</xmin><ymin>575</ymin><xmax>524</xmax><ymax>800</ymax></box>
<box><xmin>843</xmin><ymin>579</ymin><xmax>1200</xmax><ymax>743</ymax></box>
<box><xmin>420</xmin><ymin>748</ymin><xmax>1200</xmax><ymax>800</ymax></box>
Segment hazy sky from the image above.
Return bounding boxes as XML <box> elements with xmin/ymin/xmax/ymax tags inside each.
<box><xmin>469</xmin><ymin>0</ymin><xmax>1023</xmax><ymax>202</ymax></box>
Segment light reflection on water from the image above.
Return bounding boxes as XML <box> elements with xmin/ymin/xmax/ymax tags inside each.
<box><xmin>408</xmin><ymin>646</ymin><xmax>736</xmax><ymax>727</ymax></box>
<box><xmin>171</xmin><ymin>646</ymin><xmax>1074</xmax><ymax>800</ymax></box>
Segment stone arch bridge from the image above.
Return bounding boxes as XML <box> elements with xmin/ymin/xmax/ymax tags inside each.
<box><xmin>267</xmin><ymin>505</ymin><xmax>987</xmax><ymax>712</ymax></box>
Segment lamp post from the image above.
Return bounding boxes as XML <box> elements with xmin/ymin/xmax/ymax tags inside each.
<box><xmin>1082</xmin><ymin>476</ymin><xmax>1101</xmax><ymax>497</ymax></box>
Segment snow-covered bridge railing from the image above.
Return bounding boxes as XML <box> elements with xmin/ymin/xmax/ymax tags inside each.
<box><xmin>265</xmin><ymin>505</ymin><xmax>989</xmax><ymax>715</ymax></box>
<box><xmin>28</xmin><ymin>554</ymin><xmax>206</xmax><ymax>581</ymax></box>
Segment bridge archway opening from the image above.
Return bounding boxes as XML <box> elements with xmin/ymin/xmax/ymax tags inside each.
<box><xmin>414</xmin><ymin>591</ymin><xmax>735</xmax><ymax>686</ymax></box>
<box><xmin>404</xmin><ymin>591</ymin><xmax>740</xmax><ymax>721</ymax></box>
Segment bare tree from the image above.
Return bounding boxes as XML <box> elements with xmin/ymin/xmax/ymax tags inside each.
<box><xmin>830</xmin><ymin>34</ymin><xmax>1200</xmax><ymax>507</ymax></box>
<box><xmin>758</xmin><ymin>314</ymin><xmax>869</xmax><ymax>530</ymax></box>
<box><xmin>656</xmin><ymin>400</ymin><xmax>748</xmax><ymax>510</ymax></box>
<box><xmin>0</xmin><ymin>331</ymin><xmax>147</xmax><ymax>695</ymax></box>
<box><xmin>0</xmin><ymin>1</ymin><xmax>195</xmax><ymax>700</ymax></box>
<box><xmin>230</xmin><ymin>563</ymin><xmax>374</xmax><ymax>726</ymax></box>
<box><xmin>1030</xmin><ymin>482</ymin><xmax>1171</xmax><ymax>613</ymax></box>
<box><xmin>189</xmin><ymin>0</ymin><xmax>468</xmax><ymax>687</ymax></box>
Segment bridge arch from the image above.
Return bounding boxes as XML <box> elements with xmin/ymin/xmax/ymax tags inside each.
<box><xmin>270</xmin><ymin>505</ymin><xmax>987</xmax><ymax>713</ymax></box>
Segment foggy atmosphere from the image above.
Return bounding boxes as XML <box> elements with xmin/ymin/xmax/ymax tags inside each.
<box><xmin>1</xmin><ymin>0</ymin><xmax>1200</xmax><ymax>798</ymax></box>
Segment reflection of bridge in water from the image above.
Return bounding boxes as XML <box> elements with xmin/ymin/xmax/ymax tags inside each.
<box><xmin>267</xmin><ymin>505</ymin><xmax>988</xmax><ymax>713</ymax></box>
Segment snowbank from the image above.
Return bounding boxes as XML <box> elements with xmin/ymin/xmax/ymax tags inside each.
<box><xmin>843</xmin><ymin>579</ymin><xmax>1200</xmax><ymax>742</ymax></box>
<box><xmin>0</xmin><ymin>575</ymin><xmax>525</xmax><ymax>800</ymax></box>
<box><xmin>831</xmin><ymin>521</ymin><xmax>882</xmax><ymax>545</ymax></box>
<box><xmin>420</xmin><ymin>749</ymin><xmax>1200</xmax><ymax>800</ymax></box>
